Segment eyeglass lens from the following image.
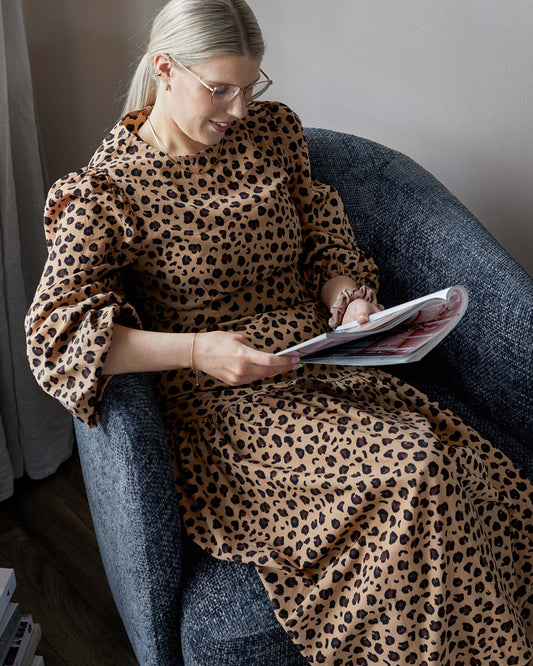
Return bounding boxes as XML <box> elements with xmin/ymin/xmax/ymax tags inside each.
<box><xmin>212</xmin><ymin>80</ymin><xmax>272</xmax><ymax>105</ymax></box>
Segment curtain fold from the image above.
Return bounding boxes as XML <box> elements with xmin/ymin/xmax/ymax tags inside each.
<box><xmin>0</xmin><ymin>0</ymin><xmax>74</xmax><ymax>501</ymax></box>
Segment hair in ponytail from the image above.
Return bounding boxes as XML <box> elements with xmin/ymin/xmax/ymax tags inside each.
<box><xmin>121</xmin><ymin>0</ymin><xmax>265</xmax><ymax>117</ymax></box>
<box><xmin>123</xmin><ymin>53</ymin><xmax>158</xmax><ymax>117</ymax></box>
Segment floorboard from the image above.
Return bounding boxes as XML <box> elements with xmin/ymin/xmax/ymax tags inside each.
<box><xmin>0</xmin><ymin>447</ymin><xmax>138</xmax><ymax>665</ymax></box>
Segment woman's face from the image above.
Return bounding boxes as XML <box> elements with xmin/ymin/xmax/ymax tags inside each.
<box><xmin>156</xmin><ymin>54</ymin><xmax>263</xmax><ymax>156</ymax></box>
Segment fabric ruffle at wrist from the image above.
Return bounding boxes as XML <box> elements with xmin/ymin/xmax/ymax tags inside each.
<box><xmin>328</xmin><ymin>285</ymin><xmax>380</xmax><ymax>329</ymax></box>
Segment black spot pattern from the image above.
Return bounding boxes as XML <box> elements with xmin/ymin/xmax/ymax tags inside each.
<box><xmin>25</xmin><ymin>102</ymin><xmax>533</xmax><ymax>664</ymax></box>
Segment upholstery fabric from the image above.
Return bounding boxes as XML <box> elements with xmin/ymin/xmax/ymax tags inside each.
<box><xmin>74</xmin><ymin>128</ymin><xmax>533</xmax><ymax>665</ymax></box>
<box><xmin>74</xmin><ymin>372</ymin><xmax>184</xmax><ymax>666</ymax></box>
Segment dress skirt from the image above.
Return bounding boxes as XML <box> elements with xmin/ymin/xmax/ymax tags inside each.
<box><xmin>162</xmin><ymin>364</ymin><xmax>533</xmax><ymax>666</ymax></box>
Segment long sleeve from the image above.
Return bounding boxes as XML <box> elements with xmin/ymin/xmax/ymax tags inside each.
<box><xmin>266</xmin><ymin>102</ymin><xmax>379</xmax><ymax>301</ymax></box>
<box><xmin>25</xmin><ymin>169</ymin><xmax>144</xmax><ymax>428</ymax></box>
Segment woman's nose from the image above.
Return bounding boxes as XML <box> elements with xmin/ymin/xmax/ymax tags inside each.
<box><xmin>226</xmin><ymin>90</ymin><xmax>247</xmax><ymax>119</ymax></box>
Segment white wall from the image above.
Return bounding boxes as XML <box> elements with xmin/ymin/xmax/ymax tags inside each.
<box><xmin>247</xmin><ymin>0</ymin><xmax>533</xmax><ymax>277</ymax></box>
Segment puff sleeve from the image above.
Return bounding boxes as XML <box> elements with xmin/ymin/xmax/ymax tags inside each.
<box><xmin>24</xmin><ymin>169</ymin><xmax>144</xmax><ymax>428</ymax></box>
<box><xmin>267</xmin><ymin>102</ymin><xmax>379</xmax><ymax>301</ymax></box>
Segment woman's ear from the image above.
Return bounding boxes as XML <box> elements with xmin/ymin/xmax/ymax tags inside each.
<box><xmin>153</xmin><ymin>54</ymin><xmax>173</xmax><ymax>85</ymax></box>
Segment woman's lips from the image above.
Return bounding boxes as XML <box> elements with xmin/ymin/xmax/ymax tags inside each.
<box><xmin>209</xmin><ymin>120</ymin><xmax>231</xmax><ymax>133</ymax></box>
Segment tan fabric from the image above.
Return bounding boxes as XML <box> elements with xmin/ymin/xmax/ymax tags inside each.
<box><xmin>25</xmin><ymin>102</ymin><xmax>533</xmax><ymax>664</ymax></box>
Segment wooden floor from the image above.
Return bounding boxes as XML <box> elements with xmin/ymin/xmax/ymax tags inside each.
<box><xmin>0</xmin><ymin>447</ymin><xmax>138</xmax><ymax>665</ymax></box>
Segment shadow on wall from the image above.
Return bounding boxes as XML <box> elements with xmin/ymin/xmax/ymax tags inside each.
<box><xmin>21</xmin><ymin>0</ymin><xmax>166</xmax><ymax>185</ymax></box>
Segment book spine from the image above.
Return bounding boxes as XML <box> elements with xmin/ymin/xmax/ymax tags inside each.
<box><xmin>19</xmin><ymin>624</ymin><xmax>41</xmax><ymax>666</ymax></box>
<box><xmin>0</xmin><ymin>569</ymin><xmax>16</xmax><ymax>620</ymax></box>
<box><xmin>0</xmin><ymin>604</ymin><xmax>21</xmax><ymax>664</ymax></box>
<box><xmin>2</xmin><ymin>615</ymin><xmax>34</xmax><ymax>666</ymax></box>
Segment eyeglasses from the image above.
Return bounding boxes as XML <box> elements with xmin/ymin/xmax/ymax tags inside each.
<box><xmin>167</xmin><ymin>55</ymin><xmax>273</xmax><ymax>106</ymax></box>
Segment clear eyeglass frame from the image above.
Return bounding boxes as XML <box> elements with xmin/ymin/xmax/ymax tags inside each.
<box><xmin>167</xmin><ymin>55</ymin><xmax>273</xmax><ymax>105</ymax></box>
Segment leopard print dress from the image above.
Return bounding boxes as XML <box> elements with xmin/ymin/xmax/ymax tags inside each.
<box><xmin>25</xmin><ymin>101</ymin><xmax>533</xmax><ymax>665</ymax></box>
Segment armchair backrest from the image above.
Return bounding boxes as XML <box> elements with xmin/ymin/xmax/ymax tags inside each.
<box><xmin>305</xmin><ymin>128</ymin><xmax>533</xmax><ymax>459</ymax></box>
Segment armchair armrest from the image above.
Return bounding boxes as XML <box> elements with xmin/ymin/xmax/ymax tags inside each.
<box><xmin>73</xmin><ymin>372</ymin><xmax>183</xmax><ymax>666</ymax></box>
<box><xmin>305</xmin><ymin>128</ymin><xmax>533</xmax><ymax>455</ymax></box>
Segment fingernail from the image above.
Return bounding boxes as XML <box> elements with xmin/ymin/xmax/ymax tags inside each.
<box><xmin>298</xmin><ymin>363</ymin><xmax>303</xmax><ymax>368</ymax></box>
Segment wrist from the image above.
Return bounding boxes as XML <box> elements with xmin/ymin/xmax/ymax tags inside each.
<box><xmin>189</xmin><ymin>330</ymin><xmax>211</xmax><ymax>372</ymax></box>
<box><xmin>328</xmin><ymin>285</ymin><xmax>379</xmax><ymax>329</ymax></box>
<box><xmin>190</xmin><ymin>333</ymin><xmax>200</xmax><ymax>386</ymax></box>
<box><xmin>320</xmin><ymin>275</ymin><xmax>358</xmax><ymax>309</ymax></box>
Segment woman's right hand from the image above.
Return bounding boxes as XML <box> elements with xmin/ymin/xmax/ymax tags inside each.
<box><xmin>193</xmin><ymin>331</ymin><xmax>301</xmax><ymax>386</ymax></box>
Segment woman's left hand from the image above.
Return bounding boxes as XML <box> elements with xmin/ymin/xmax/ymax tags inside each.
<box><xmin>341</xmin><ymin>298</ymin><xmax>384</xmax><ymax>326</ymax></box>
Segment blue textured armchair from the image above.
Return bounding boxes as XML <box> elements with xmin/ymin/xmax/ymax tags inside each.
<box><xmin>74</xmin><ymin>128</ymin><xmax>533</xmax><ymax>666</ymax></box>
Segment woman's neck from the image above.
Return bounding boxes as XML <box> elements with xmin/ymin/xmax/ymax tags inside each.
<box><xmin>140</xmin><ymin>99</ymin><xmax>206</xmax><ymax>158</ymax></box>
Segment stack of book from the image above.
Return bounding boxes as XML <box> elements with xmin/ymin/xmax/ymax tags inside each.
<box><xmin>1</xmin><ymin>569</ymin><xmax>44</xmax><ymax>666</ymax></box>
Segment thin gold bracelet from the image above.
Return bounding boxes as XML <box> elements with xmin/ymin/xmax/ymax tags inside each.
<box><xmin>190</xmin><ymin>332</ymin><xmax>199</xmax><ymax>387</ymax></box>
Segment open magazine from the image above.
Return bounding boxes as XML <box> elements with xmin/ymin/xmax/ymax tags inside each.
<box><xmin>277</xmin><ymin>285</ymin><xmax>468</xmax><ymax>366</ymax></box>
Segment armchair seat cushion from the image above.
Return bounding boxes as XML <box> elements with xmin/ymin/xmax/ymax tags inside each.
<box><xmin>180</xmin><ymin>540</ymin><xmax>307</xmax><ymax>665</ymax></box>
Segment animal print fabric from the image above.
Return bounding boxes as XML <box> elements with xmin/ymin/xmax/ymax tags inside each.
<box><xmin>25</xmin><ymin>101</ymin><xmax>533</xmax><ymax>664</ymax></box>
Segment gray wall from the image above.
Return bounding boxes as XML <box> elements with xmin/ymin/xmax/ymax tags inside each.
<box><xmin>21</xmin><ymin>0</ymin><xmax>166</xmax><ymax>182</ymax></box>
<box><xmin>247</xmin><ymin>0</ymin><xmax>533</xmax><ymax>277</ymax></box>
<box><xmin>23</xmin><ymin>0</ymin><xmax>532</xmax><ymax>276</ymax></box>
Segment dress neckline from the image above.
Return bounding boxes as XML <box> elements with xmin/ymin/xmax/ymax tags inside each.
<box><xmin>123</xmin><ymin>105</ymin><xmax>226</xmax><ymax>172</ymax></box>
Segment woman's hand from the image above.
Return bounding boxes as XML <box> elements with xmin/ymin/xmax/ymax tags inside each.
<box><xmin>193</xmin><ymin>331</ymin><xmax>300</xmax><ymax>386</ymax></box>
<box><xmin>341</xmin><ymin>298</ymin><xmax>384</xmax><ymax>326</ymax></box>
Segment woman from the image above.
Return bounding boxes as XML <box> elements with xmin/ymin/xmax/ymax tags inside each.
<box><xmin>25</xmin><ymin>0</ymin><xmax>533</xmax><ymax>664</ymax></box>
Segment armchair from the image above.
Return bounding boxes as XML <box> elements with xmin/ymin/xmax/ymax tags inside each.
<box><xmin>74</xmin><ymin>127</ymin><xmax>533</xmax><ymax>665</ymax></box>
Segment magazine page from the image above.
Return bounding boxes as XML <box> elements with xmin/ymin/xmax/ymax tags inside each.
<box><xmin>334</xmin><ymin>287</ymin><xmax>456</xmax><ymax>333</ymax></box>
<box><xmin>304</xmin><ymin>286</ymin><xmax>468</xmax><ymax>365</ymax></box>
<box><xmin>278</xmin><ymin>285</ymin><xmax>468</xmax><ymax>365</ymax></box>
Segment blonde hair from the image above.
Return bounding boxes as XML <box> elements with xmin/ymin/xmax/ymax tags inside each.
<box><xmin>121</xmin><ymin>0</ymin><xmax>265</xmax><ymax>117</ymax></box>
